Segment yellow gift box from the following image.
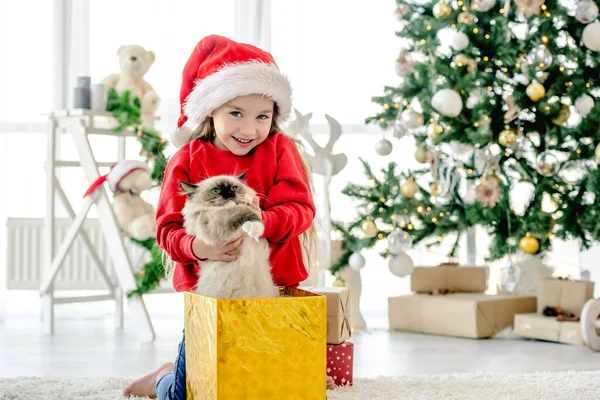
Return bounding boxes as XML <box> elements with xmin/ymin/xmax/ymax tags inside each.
<box><xmin>184</xmin><ymin>287</ymin><xmax>327</xmax><ymax>400</ymax></box>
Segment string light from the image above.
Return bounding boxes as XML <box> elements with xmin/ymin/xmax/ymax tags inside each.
<box><xmin>484</xmin><ymin>56</ymin><xmax>490</xmax><ymax>61</ymax></box>
<box><xmin>408</xmin><ymin>224</ymin><xmax>414</xmax><ymax>230</ymax></box>
<box><xmin>485</xmin><ymin>34</ymin><xmax>490</xmax><ymax>39</ymax></box>
<box><xmin>391</xmin><ymin>214</ymin><xmax>396</xmax><ymax>220</ymax></box>
<box><xmin>380</xmin><ymin>197</ymin><xmax>386</xmax><ymax>202</ymax></box>
<box><xmin>473</xmin><ymin>28</ymin><xmax>479</xmax><ymax>33</ymax></box>
<box><xmin>467</xmin><ymin>169</ymin><xmax>473</xmax><ymax>174</ymax></box>
<box><xmin>383</xmin><ymin>103</ymin><xmax>390</xmax><ymax>109</ymax></box>
<box><xmin>427</xmin><ymin>207</ymin><xmax>432</xmax><ymax>211</ymax></box>
<box><xmin>426</xmin><ymin>26</ymin><xmax>432</xmax><ymax>31</ymax></box>
<box><xmin>378</xmin><ymin>233</ymin><xmax>384</xmax><ymax>239</ymax></box>
<box><xmin>432</xmin><ymin>217</ymin><xmax>438</xmax><ymax>223</ymax></box>
<box><xmin>417</xmin><ymin>205</ymin><xmax>424</xmax><ymax>213</ymax></box>
<box><xmin>394</xmin><ymin>103</ymin><xmax>400</xmax><ymax>108</ymax></box>
<box><xmin>499</xmin><ymin>8</ymin><xmax>505</xmax><ymax>13</ymax></box>
<box><xmin>438</xmin><ymin>236</ymin><xmax>443</xmax><ymax>242</ymax></box>
<box><xmin>439</xmin><ymin>212</ymin><xmax>445</xmax><ymax>217</ymax></box>
<box><xmin>420</xmin><ymin>39</ymin><xmax>427</xmax><ymax>44</ymax></box>
<box><xmin>542</xmin><ymin>36</ymin><xmax>549</xmax><ymax>44</ymax></box>
<box><xmin>379</xmin><ymin>117</ymin><xmax>385</xmax><ymax>122</ymax></box>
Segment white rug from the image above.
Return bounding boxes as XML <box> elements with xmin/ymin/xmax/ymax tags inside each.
<box><xmin>1</xmin><ymin>371</ymin><xmax>599</xmax><ymax>399</ymax></box>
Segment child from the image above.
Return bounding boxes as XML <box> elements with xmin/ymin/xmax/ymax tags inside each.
<box><xmin>123</xmin><ymin>35</ymin><xmax>335</xmax><ymax>399</ymax></box>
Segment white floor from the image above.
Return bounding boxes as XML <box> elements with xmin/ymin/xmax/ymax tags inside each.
<box><xmin>0</xmin><ymin>291</ymin><xmax>598</xmax><ymax>380</ymax></box>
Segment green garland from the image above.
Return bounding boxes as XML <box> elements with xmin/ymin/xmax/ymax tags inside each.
<box><xmin>330</xmin><ymin>0</ymin><xmax>600</xmax><ymax>275</ymax></box>
<box><xmin>105</xmin><ymin>88</ymin><xmax>170</xmax><ymax>297</ymax></box>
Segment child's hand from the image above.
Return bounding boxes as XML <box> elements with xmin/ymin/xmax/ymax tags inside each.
<box><xmin>192</xmin><ymin>234</ymin><xmax>244</xmax><ymax>262</ymax></box>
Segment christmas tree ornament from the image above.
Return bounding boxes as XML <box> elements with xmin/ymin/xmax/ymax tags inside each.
<box><xmin>361</xmin><ymin>219</ymin><xmax>378</xmax><ymax>237</ymax></box>
<box><xmin>333</xmin><ymin>277</ymin><xmax>347</xmax><ymax>287</ymax></box>
<box><xmin>427</xmin><ymin>123</ymin><xmax>445</xmax><ymax>140</ymax></box>
<box><xmin>471</xmin><ymin>0</ymin><xmax>496</xmax><ymax>12</ymax></box>
<box><xmin>536</xmin><ymin>151</ymin><xmax>560</xmax><ymax>176</ymax></box>
<box><xmin>466</xmin><ymin>89</ymin><xmax>484</xmax><ymax>109</ymax></box>
<box><xmin>415</xmin><ymin>145</ymin><xmax>429</xmax><ymax>163</ymax></box>
<box><xmin>583</xmin><ymin>21</ymin><xmax>600</xmax><ymax>51</ymax></box>
<box><xmin>388</xmin><ymin>252</ymin><xmax>415</xmax><ymax>277</ymax></box>
<box><xmin>595</xmin><ymin>143</ymin><xmax>600</xmax><ymax>161</ymax></box>
<box><xmin>395</xmin><ymin>51</ymin><xmax>415</xmax><ymax>77</ymax></box>
<box><xmin>558</xmin><ymin>160</ymin><xmax>589</xmax><ymax>185</ymax></box>
<box><xmin>499</xmin><ymin>263</ymin><xmax>522</xmax><ymax>293</ymax></box>
<box><xmin>575</xmin><ymin>94</ymin><xmax>595</xmax><ymax>117</ymax></box>
<box><xmin>349</xmin><ymin>252</ymin><xmax>366</xmax><ymax>270</ymax></box>
<box><xmin>432</xmin><ymin>89</ymin><xmax>463</xmax><ymax>117</ymax></box>
<box><xmin>387</xmin><ymin>228</ymin><xmax>413</xmax><ymax>255</ymax></box>
<box><xmin>476</xmin><ymin>176</ymin><xmax>501</xmax><ymax>207</ymax></box>
<box><xmin>401</xmin><ymin>179</ymin><xmax>418</xmax><ymax>198</ymax></box>
<box><xmin>431</xmin><ymin>180</ymin><xmax>444</xmax><ymax>196</ymax></box>
<box><xmin>375</xmin><ymin>138</ymin><xmax>393</xmax><ymax>156</ymax></box>
<box><xmin>452</xmin><ymin>32</ymin><xmax>470</xmax><ymax>51</ymax></box>
<box><xmin>433</xmin><ymin>0</ymin><xmax>452</xmax><ymax>19</ymax></box>
<box><xmin>395</xmin><ymin>4</ymin><xmax>410</xmax><ymax>19</ymax></box>
<box><xmin>519</xmin><ymin>235</ymin><xmax>539</xmax><ymax>254</ymax></box>
<box><xmin>575</xmin><ymin>1</ymin><xmax>599</xmax><ymax>24</ymax></box>
<box><xmin>552</xmin><ymin>104</ymin><xmax>571</xmax><ymax>125</ymax></box>
<box><xmin>499</xmin><ymin>129</ymin><xmax>516</xmax><ymax>147</ymax></box>
<box><xmin>527</xmin><ymin>45</ymin><xmax>553</xmax><ymax>71</ymax></box>
<box><xmin>393</xmin><ymin>120</ymin><xmax>409</xmax><ymax>138</ymax></box>
<box><xmin>401</xmin><ymin>109</ymin><xmax>425</xmax><ymax>129</ymax></box>
<box><xmin>458</xmin><ymin>11</ymin><xmax>476</xmax><ymax>24</ymax></box>
<box><xmin>454</xmin><ymin>54</ymin><xmax>477</xmax><ymax>73</ymax></box>
<box><xmin>526</xmin><ymin>80</ymin><xmax>546</xmax><ymax>102</ymax></box>
<box><xmin>515</xmin><ymin>0</ymin><xmax>545</xmax><ymax>18</ymax></box>
<box><xmin>504</xmin><ymin>96</ymin><xmax>522</xmax><ymax>123</ymax></box>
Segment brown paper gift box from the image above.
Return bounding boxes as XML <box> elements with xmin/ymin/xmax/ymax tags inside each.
<box><xmin>537</xmin><ymin>279</ymin><xmax>595</xmax><ymax>317</ymax></box>
<box><xmin>388</xmin><ymin>293</ymin><xmax>536</xmax><ymax>338</ymax></box>
<box><xmin>300</xmin><ymin>287</ymin><xmax>351</xmax><ymax>344</ymax></box>
<box><xmin>410</xmin><ymin>266</ymin><xmax>488</xmax><ymax>293</ymax></box>
<box><xmin>514</xmin><ymin>313</ymin><xmax>583</xmax><ymax>345</ymax></box>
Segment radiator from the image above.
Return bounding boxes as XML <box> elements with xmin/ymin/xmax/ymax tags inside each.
<box><xmin>6</xmin><ymin>218</ymin><xmax>147</xmax><ymax>290</ymax></box>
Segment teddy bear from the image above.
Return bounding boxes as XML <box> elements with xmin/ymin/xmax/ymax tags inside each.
<box><xmin>103</xmin><ymin>45</ymin><xmax>160</xmax><ymax>129</ymax></box>
<box><xmin>83</xmin><ymin>160</ymin><xmax>156</xmax><ymax>241</ymax></box>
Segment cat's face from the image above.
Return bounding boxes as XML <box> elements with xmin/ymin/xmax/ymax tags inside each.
<box><xmin>179</xmin><ymin>173</ymin><xmax>255</xmax><ymax>208</ymax></box>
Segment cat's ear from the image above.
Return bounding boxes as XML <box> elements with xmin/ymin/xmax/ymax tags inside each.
<box><xmin>236</xmin><ymin>172</ymin><xmax>247</xmax><ymax>181</ymax></box>
<box><xmin>179</xmin><ymin>181</ymin><xmax>197</xmax><ymax>197</ymax></box>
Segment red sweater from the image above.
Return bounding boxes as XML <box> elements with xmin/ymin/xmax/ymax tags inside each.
<box><xmin>156</xmin><ymin>132</ymin><xmax>316</xmax><ymax>292</ymax></box>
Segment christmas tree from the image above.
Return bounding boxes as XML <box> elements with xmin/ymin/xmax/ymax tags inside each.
<box><xmin>331</xmin><ymin>0</ymin><xmax>600</xmax><ymax>278</ymax></box>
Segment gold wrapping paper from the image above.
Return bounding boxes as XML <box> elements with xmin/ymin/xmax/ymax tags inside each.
<box><xmin>301</xmin><ymin>287</ymin><xmax>352</xmax><ymax>344</ymax></box>
<box><xmin>184</xmin><ymin>287</ymin><xmax>327</xmax><ymax>400</ymax></box>
<box><xmin>410</xmin><ymin>266</ymin><xmax>488</xmax><ymax>293</ymax></box>
<box><xmin>388</xmin><ymin>293</ymin><xmax>537</xmax><ymax>338</ymax></box>
<box><xmin>514</xmin><ymin>313</ymin><xmax>584</xmax><ymax>345</ymax></box>
<box><xmin>537</xmin><ymin>279</ymin><xmax>595</xmax><ymax>317</ymax></box>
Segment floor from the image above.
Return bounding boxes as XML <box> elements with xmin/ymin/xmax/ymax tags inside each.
<box><xmin>0</xmin><ymin>291</ymin><xmax>598</xmax><ymax>380</ymax></box>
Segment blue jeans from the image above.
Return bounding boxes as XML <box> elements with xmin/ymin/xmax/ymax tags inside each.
<box><xmin>156</xmin><ymin>330</ymin><xmax>186</xmax><ymax>400</ymax></box>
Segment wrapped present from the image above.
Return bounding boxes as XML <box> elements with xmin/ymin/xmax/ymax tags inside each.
<box><xmin>327</xmin><ymin>342</ymin><xmax>354</xmax><ymax>387</ymax></box>
<box><xmin>184</xmin><ymin>287</ymin><xmax>326</xmax><ymax>400</ymax></box>
<box><xmin>514</xmin><ymin>313</ymin><xmax>583</xmax><ymax>345</ymax></box>
<box><xmin>301</xmin><ymin>287</ymin><xmax>351</xmax><ymax>344</ymax></box>
<box><xmin>537</xmin><ymin>279</ymin><xmax>595</xmax><ymax>317</ymax></box>
<box><xmin>410</xmin><ymin>264</ymin><xmax>488</xmax><ymax>293</ymax></box>
<box><xmin>388</xmin><ymin>293</ymin><xmax>536</xmax><ymax>338</ymax></box>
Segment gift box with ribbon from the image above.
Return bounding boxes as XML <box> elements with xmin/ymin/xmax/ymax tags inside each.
<box><xmin>410</xmin><ymin>263</ymin><xmax>488</xmax><ymax>294</ymax></box>
<box><xmin>327</xmin><ymin>342</ymin><xmax>354</xmax><ymax>387</ymax></box>
<box><xmin>301</xmin><ymin>287</ymin><xmax>352</xmax><ymax>344</ymax></box>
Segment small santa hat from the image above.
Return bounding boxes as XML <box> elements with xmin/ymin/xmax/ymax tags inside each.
<box><xmin>83</xmin><ymin>160</ymin><xmax>150</xmax><ymax>197</ymax></box>
<box><xmin>170</xmin><ymin>35</ymin><xmax>293</xmax><ymax>148</ymax></box>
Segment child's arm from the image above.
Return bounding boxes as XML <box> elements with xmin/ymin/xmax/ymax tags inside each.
<box><xmin>261</xmin><ymin>135</ymin><xmax>316</xmax><ymax>242</ymax></box>
<box><xmin>156</xmin><ymin>149</ymin><xmax>198</xmax><ymax>264</ymax></box>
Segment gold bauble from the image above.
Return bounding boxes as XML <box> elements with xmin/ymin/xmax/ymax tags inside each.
<box><xmin>431</xmin><ymin>181</ymin><xmax>443</xmax><ymax>196</ymax></box>
<box><xmin>552</xmin><ymin>104</ymin><xmax>571</xmax><ymax>125</ymax></box>
<box><xmin>499</xmin><ymin>129</ymin><xmax>516</xmax><ymax>147</ymax></box>
<box><xmin>457</xmin><ymin>11</ymin><xmax>475</xmax><ymax>24</ymax></box>
<box><xmin>333</xmin><ymin>278</ymin><xmax>347</xmax><ymax>287</ymax></box>
<box><xmin>433</xmin><ymin>1</ymin><xmax>452</xmax><ymax>19</ymax></box>
<box><xmin>427</xmin><ymin>123</ymin><xmax>444</xmax><ymax>140</ymax></box>
<box><xmin>361</xmin><ymin>219</ymin><xmax>378</xmax><ymax>237</ymax></box>
<box><xmin>415</xmin><ymin>146</ymin><xmax>429</xmax><ymax>164</ymax></box>
<box><xmin>519</xmin><ymin>235</ymin><xmax>540</xmax><ymax>254</ymax></box>
<box><xmin>595</xmin><ymin>143</ymin><xmax>600</xmax><ymax>161</ymax></box>
<box><xmin>401</xmin><ymin>179</ymin><xmax>418</xmax><ymax>198</ymax></box>
<box><xmin>526</xmin><ymin>81</ymin><xmax>546</xmax><ymax>102</ymax></box>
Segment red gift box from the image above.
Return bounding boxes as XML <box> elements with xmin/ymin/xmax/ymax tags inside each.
<box><xmin>326</xmin><ymin>342</ymin><xmax>354</xmax><ymax>387</ymax></box>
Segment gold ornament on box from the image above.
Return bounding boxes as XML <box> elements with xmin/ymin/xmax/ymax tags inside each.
<box><xmin>552</xmin><ymin>104</ymin><xmax>571</xmax><ymax>125</ymax></box>
<box><xmin>361</xmin><ymin>219</ymin><xmax>378</xmax><ymax>237</ymax></box>
<box><xmin>401</xmin><ymin>179</ymin><xmax>418</xmax><ymax>198</ymax></box>
<box><xmin>519</xmin><ymin>235</ymin><xmax>540</xmax><ymax>254</ymax></box>
<box><xmin>499</xmin><ymin>129</ymin><xmax>516</xmax><ymax>147</ymax></box>
<box><xmin>427</xmin><ymin>123</ymin><xmax>444</xmax><ymax>140</ymax></box>
<box><xmin>526</xmin><ymin>80</ymin><xmax>546</xmax><ymax>102</ymax></box>
<box><xmin>458</xmin><ymin>11</ymin><xmax>476</xmax><ymax>24</ymax></box>
<box><xmin>433</xmin><ymin>0</ymin><xmax>452</xmax><ymax>19</ymax></box>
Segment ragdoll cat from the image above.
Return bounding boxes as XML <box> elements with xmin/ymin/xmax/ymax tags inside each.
<box><xmin>179</xmin><ymin>174</ymin><xmax>279</xmax><ymax>299</ymax></box>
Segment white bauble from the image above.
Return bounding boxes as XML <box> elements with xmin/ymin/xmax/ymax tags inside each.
<box><xmin>375</xmin><ymin>138</ymin><xmax>393</xmax><ymax>156</ymax></box>
<box><xmin>387</xmin><ymin>228</ymin><xmax>413</xmax><ymax>255</ymax></box>
<box><xmin>576</xmin><ymin>1</ymin><xmax>599</xmax><ymax>24</ymax></box>
<box><xmin>452</xmin><ymin>32</ymin><xmax>470</xmax><ymax>51</ymax></box>
<box><xmin>472</xmin><ymin>0</ymin><xmax>496</xmax><ymax>12</ymax></box>
<box><xmin>401</xmin><ymin>109</ymin><xmax>425</xmax><ymax>129</ymax></box>
<box><xmin>393</xmin><ymin>120</ymin><xmax>408</xmax><ymax>138</ymax></box>
<box><xmin>583</xmin><ymin>21</ymin><xmax>600</xmax><ymax>51</ymax></box>
<box><xmin>432</xmin><ymin>89</ymin><xmax>463</xmax><ymax>117</ymax></box>
<box><xmin>575</xmin><ymin>94</ymin><xmax>595</xmax><ymax>117</ymax></box>
<box><xmin>388</xmin><ymin>252</ymin><xmax>414</xmax><ymax>277</ymax></box>
<box><xmin>349</xmin><ymin>252</ymin><xmax>366</xmax><ymax>270</ymax></box>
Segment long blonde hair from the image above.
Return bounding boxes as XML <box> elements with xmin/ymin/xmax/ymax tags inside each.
<box><xmin>163</xmin><ymin>114</ymin><xmax>317</xmax><ymax>278</ymax></box>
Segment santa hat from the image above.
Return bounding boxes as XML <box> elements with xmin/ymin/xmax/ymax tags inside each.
<box><xmin>171</xmin><ymin>35</ymin><xmax>293</xmax><ymax>148</ymax></box>
<box><xmin>83</xmin><ymin>160</ymin><xmax>150</xmax><ymax>197</ymax></box>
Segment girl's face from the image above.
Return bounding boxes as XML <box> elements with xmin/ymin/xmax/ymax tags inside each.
<box><xmin>210</xmin><ymin>94</ymin><xmax>275</xmax><ymax>156</ymax></box>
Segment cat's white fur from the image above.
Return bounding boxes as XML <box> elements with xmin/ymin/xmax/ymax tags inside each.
<box><xmin>180</xmin><ymin>176</ymin><xmax>279</xmax><ymax>299</ymax></box>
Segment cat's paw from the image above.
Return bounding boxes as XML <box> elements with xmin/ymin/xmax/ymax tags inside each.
<box><xmin>242</xmin><ymin>221</ymin><xmax>264</xmax><ymax>240</ymax></box>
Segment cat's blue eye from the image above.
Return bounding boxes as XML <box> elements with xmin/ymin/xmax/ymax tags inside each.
<box><xmin>257</xmin><ymin>115</ymin><xmax>269</xmax><ymax>120</ymax></box>
<box><xmin>211</xmin><ymin>188</ymin><xmax>221</xmax><ymax>194</ymax></box>
<box><xmin>230</xmin><ymin>111</ymin><xmax>242</xmax><ymax>117</ymax></box>
<box><xmin>231</xmin><ymin>186</ymin><xmax>238</xmax><ymax>191</ymax></box>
